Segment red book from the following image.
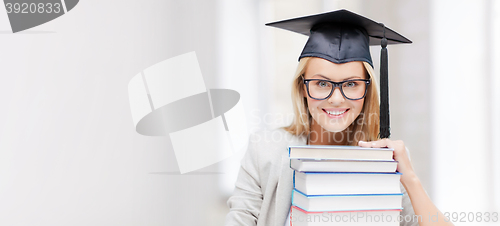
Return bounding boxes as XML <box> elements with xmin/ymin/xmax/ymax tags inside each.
<box><xmin>290</xmin><ymin>205</ymin><xmax>402</xmax><ymax>226</ymax></box>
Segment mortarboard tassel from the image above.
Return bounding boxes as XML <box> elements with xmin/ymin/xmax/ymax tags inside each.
<box><xmin>379</xmin><ymin>24</ymin><xmax>390</xmax><ymax>139</ymax></box>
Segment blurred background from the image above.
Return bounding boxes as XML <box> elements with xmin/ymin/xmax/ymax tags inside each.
<box><xmin>0</xmin><ymin>0</ymin><xmax>498</xmax><ymax>225</ymax></box>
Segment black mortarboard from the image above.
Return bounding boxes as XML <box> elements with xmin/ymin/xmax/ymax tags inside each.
<box><xmin>266</xmin><ymin>9</ymin><xmax>412</xmax><ymax>139</ymax></box>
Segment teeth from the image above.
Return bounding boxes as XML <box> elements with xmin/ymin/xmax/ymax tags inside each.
<box><xmin>326</xmin><ymin>110</ymin><xmax>347</xmax><ymax>115</ymax></box>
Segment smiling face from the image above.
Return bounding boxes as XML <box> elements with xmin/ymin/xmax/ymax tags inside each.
<box><xmin>303</xmin><ymin>57</ymin><xmax>367</xmax><ymax>133</ymax></box>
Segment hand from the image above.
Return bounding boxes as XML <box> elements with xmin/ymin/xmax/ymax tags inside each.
<box><xmin>358</xmin><ymin>139</ymin><xmax>418</xmax><ymax>187</ymax></box>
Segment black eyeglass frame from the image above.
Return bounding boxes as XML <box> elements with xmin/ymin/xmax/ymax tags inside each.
<box><xmin>302</xmin><ymin>76</ymin><xmax>371</xmax><ymax>100</ymax></box>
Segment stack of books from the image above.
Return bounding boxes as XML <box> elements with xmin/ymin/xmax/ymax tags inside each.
<box><xmin>288</xmin><ymin>145</ymin><xmax>403</xmax><ymax>226</ymax></box>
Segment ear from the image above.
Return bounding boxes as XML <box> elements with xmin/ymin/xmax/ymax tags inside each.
<box><xmin>301</xmin><ymin>76</ymin><xmax>310</xmax><ymax>98</ymax></box>
<box><xmin>301</xmin><ymin>84</ymin><xmax>306</xmax><ymax>97</ymax></box>
<box><xmin>361</xmin><ymin>61</ymin><xmax>374</xmax><ymax>80</ymax></box>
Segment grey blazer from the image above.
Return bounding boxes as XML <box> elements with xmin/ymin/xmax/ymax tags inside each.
<box><xmin>225</xmin><ymin>129</ymin><xmax>419</xmax><ymax>226</ymax></box>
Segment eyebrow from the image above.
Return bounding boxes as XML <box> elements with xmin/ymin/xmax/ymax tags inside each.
<box><xmin>310</xmin><ymin>74</ymin><xmax>364</xmax><ymax>81</ymax></box>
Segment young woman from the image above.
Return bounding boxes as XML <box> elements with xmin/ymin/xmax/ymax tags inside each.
<box><xmin>225</xmin><ymin>10</ymin><xmax>453</xmax><ymax>226</ymax></box>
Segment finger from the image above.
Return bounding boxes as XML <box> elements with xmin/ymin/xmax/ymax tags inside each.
<box><xmin>359</xmin><ymin>139</ymin><xmax>389</xmax><ymax>148</ymax></box>
<box><xmin>358</xmin><ymin>140</ymin><xmax>373</xmax><ymax>148</ymax></box>
<box><xmin>368</xmin><ymin>139</ymin><xmax>390</xmax><ymax>148</ymax></box>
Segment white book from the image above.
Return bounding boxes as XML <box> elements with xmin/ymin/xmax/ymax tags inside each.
<box><xmin>290</xmin><ymin>159</ymin><xmax>398</xmax><ymax>173</ymax></box>
<box><xmin>293</xmin><ymin>171</ymin><xmax>401</xmax><ymax>195</ymax></box>
<box><xmin>292</xmin><ymin>189</ymin><xmax>403</xmax><ymax>212</ymax></box>
<box><xmin>289</xmin><ymin>145</ymin><xmax>394</xmax><ymax>161</ymax></box>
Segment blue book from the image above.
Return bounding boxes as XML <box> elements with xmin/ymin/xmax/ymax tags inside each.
<box><xmin>289</xmin><ymin>145</ymin><xmax>394</xmax><ymax>161</ymax></box>
<box><xmin>290</xmin><ymin>158</ymin><xmax>398</xmax><ymax>173</ymax></box>
<box><xmin>292</xmin><ymin>189</ymin><xmax>403</xmax><ymax>212</ymax></box>
<box><xmin>293</xmin><ymin>171</ymin><xmax>402</xmax><ymax>195</ymax></box>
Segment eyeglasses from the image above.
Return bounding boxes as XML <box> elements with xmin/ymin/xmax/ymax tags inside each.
<box><xmin>302</xmin><ymin>76</ymin><xmax>371</xmax><ymax>100</ymax></box>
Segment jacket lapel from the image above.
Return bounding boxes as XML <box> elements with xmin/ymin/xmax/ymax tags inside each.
<box><xmin>274</xmin><ymin>134</ymin><xmax>307</xmax><ymax>225</ymax></box>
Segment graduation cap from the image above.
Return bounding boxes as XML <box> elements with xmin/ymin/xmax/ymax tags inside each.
<box><xmin>265</xmin><ymin>9</ymin><xmax>412</xmax><ymax>139</ymax></box>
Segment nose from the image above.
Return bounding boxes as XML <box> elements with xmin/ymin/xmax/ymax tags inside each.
<box><xmin>328</xmin><ymin>87</ymin><xmax>345</xmax><ymax>104</ymax></box>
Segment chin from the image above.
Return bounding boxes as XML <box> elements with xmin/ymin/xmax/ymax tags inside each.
<box><xmin>311</xmin><ymin>109</ymin><xmax>357</xmax><ymax>133</ymax></box>
<box><xmin>314</xmin><ymin>118</ymin><xmax>350</xmax><ymax>133</ymax></box>
<box><xmin>321</xmin><ymin>124</ymin><xmax>349</xmax><ymax>133</ymax></box>
<box><xmin>316</xmin><ymin>115</ymin><xmax>354</xmax><ymax>133</ymax></box>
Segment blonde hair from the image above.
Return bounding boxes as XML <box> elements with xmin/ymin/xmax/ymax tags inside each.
<box><xmin>283</xmin><ymin>57</ymin><xmax>380</xmax><ymax>145</ymax></box>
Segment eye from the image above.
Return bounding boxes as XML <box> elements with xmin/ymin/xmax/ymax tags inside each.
<box><xmin>315</xmin><ymin>80</ymin><xmax>330</xmax><ymax>88</ymax></box>
<box><xmin>344</xmin><ymin>81</ymin><xmax>357</xmax><ymax>88</ymax></box>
